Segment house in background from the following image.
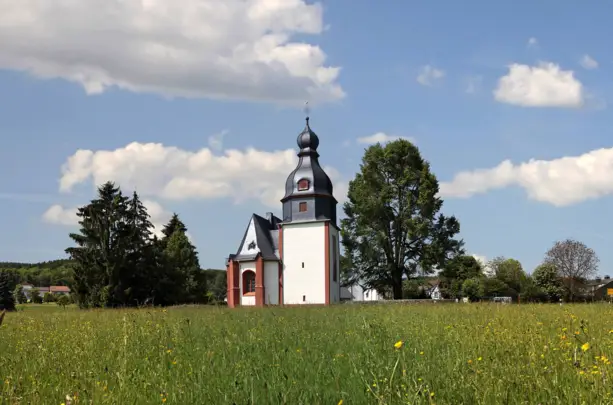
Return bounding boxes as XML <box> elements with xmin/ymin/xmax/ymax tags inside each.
<box><xmin>583</xmin><ymin>276</ymin><xmax>613</xmax><ymax>300</ymax></box>
<box><xmin>342</xmin><ymin>283</ymin><xmax>383</xmax><ymax>301</ymax></box>
<box><xmin>429</xmin><ymin>283</ymin><xmax>442</xmax><ymax>300</ymax></box>
<box><xmin>21</xmin><ymin>284</ymin><xmax>71</xmax><ymax>301</ymax></box>
<box><xmin>50</xmin><ymin>286</ymin><xmax>71</xmax><ymax>296</ymax></box>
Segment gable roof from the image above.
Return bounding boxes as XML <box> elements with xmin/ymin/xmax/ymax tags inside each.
<box><xmin>229</xmin><ymin>213</ymin><xmax>282</xmax><ymax>262</ymax></box>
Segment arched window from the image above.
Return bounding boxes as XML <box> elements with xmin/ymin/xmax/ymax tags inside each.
<box><xmin>243</xmin><ymin>271</ymin><xmax>256</xmax><ymax>295</ymax></box>
<box><xmin>297</xmin><ymin>178</ymin><xmax>310</xmax><ymax>191</ymax></box>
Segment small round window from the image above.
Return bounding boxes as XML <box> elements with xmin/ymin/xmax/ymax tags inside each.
<box><xmin>297</xmin><ymin>179</ymin><xmax>310</xmax><ymax>191</ymax></box>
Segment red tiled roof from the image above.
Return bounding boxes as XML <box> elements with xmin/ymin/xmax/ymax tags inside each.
<box><xmin>50</xmin><ymin>286</ymin><xmax>70</xmax><ymax>293</ymax></box>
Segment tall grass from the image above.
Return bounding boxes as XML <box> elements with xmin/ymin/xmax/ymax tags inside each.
<box><xmin>2</xmin><ymin>303</ymin><xmax>613</xmax><ymax>404</ymax></box>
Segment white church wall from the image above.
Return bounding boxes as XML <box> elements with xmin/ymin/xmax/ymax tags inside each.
<box><xmin>282</xmin><ymin>222</ymin><xmax>326</xmax><ymax>304</ymax></box>
<box><xmin>264</xmin><ymin>261</ymin><xmax>279</xmax><ymax>305</ymax></box>
<box><xmin>239</xmin><ymin>261</ymin><xmax>256</xmax><ymax>306</ymax></box>
<box><xmin>329</xmin><ymin>226</ymin><xmax>341</xmax><ymax>303</ymax></box>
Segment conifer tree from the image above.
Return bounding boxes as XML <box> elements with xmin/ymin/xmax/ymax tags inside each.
<box><xmin>66</xmin><ymin>181</ymin><xmax>129</xmax><ymax>307</ymax></box>
<box><xmin>160</xmin><ymin>216</ymin><xmax>204</xmax><ymax>304</ymax></box>
<box><xmin>0</xmin><ymin>270</ymin><xmax>17</xmax><ymax>311</ymax></box>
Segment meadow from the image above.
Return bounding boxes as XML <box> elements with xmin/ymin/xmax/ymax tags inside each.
<box><xmin>2</xmin><ymin>303</ymin><xmax>613</xmax><ymax>405</ymax></box>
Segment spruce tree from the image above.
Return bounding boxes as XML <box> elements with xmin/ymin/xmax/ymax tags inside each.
<box><xmin>159</xmin><ymin>214</ymin><xmax>203</xmax><ymax>304</ymax></box>
<box><xmin>66</xmin><ymin>181</ymin><xmax>130</xmax><ymax>307</ymax></box>
<box><xmin>124</xmin><ymin>191</ymin><xmax>157</xmax><ymax>305</ymax></box>
<box><xmin>0</xmin><ymin>270</ymin><xmax>17</xmax><ymax>311</ymax></box>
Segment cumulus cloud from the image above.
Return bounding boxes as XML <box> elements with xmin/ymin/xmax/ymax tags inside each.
<box><xmin>0</xmin><ymin>0</ymin><xmax>344</xmax><ymax>105</ymax></box>
<box><xmin>416</xmin><ymin>65</ymin><xmax>445</xmax><ymax>86</ymax></box>
<box><xmin>42</xmin><ymin>204</ymin><xmax>79</xmax><ymax>226</ymax></box>
<box><xmin>440</xmin><ymin>147</ymin><xmax>613</xmax><ymax>206</ymax></box>
<box><xmin>494</xmin><ymin>62</ymin><xmax>584</xmax><ymax>108</ymax></box>
<box><xmin>42</xmin><ymin>199</ymin><xmax>173</xmax><ymax>238</ymax></box>
<box><xmin>57</xmin><ymin>141</ymin><xmax>347</xmax><ymax>208</ymax></box>
<box><xmin>580</xmin><ymin>54</ymin><xmax>599</xmax><ymax>70</ymax></box>
<box><xmin>356</xmin><ymin>132</ymin><xmax>413</xmax><ymax>145</ymax></box>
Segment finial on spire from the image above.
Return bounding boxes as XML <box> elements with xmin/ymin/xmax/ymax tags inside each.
<box><xmin>304</xmin><ymin>101</ymin><xmax>310</xmax><ymax>125</ymax></box>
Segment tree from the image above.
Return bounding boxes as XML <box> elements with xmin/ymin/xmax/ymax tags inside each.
<box><xmin>439</xmin><ymin>255</ymin><xmax>482</xmax><ymax>297</ymax></box>
<box><xmin>163</xmin><ymin>228</ymin><xmax>202</xmax><ymax>304</ymax></box>
<box><xmin>341</xmin><ymin>139</ymin><xmax>463</xmax><ymax>299</ymax></box>
<box><xmin>462</xmin><ymin>277</ymin><xmax>484</xmax><ymax>301</ymax></box>
<box><xmin>482</xmin><ymin>277</ymin><xmax>512</xmax><ymax>298</ymax></box>
<box><xmin>160</xmin><ymin>214</ymin><xmax>187</xmax><ymax>248</ymax></box>
<box><xmin>440</xmin><ymin>255</ymin><xmax>483</xmax><ymax>281</ymax></box>
<box><xmin>13</xmin><ymin>284</ymin><xmax>26</xmax><ymax>304</ymax></box>
<box><xmin>43</xmin><ymin>292</ymin><xmax>56</xmax><ymax>303</ymax></box>
<box><xmin>532</xmin><ymin>263</ymin><xmax>564</xmax><ymax>302</ymax></box>
<box><xmin>0</xmin><ymin>270</ymin><xmax>17</xmax><ymax>311</ymax></box>
<box><xmin>545</xmin><ymin>239</ymin><xmax>599</xmax><ymax>301</ymax></box>
<box><xmin>489</xmin><ymin>257</ymin><xmax>526</xmax><ymax>295</ymax></box>
<box><xmin>66</xmin><ymin>181</ymin><xmax>131</xmax><ymax>307</ymax></box>
<box><xmin>56</xmin><ymin>295</ymin><xmax>70</xmax><ymax>308</ymax></box>
<box><xmin>30</xmin><ymin>288</ymin><xmax>42</xmax><ymax>304</ymax></box>
<box><xmin>122</xmin><ymin>191</ymin><xmax>157</xmax><ymax>305</ymax></box>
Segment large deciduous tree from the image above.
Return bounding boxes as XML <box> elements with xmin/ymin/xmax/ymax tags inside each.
<box><xmin>545</xmin><ymin>239</ymin><xmax>599</xmax><ymax>301</ymax></box>
<box><xmin>341</xmin><ymin>139</ymin><xmax>463</xmax><ymax>299</ymax></box>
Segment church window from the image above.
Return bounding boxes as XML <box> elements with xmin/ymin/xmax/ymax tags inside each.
<box><xmin>297</xmin><ymin>179</ymin><xmax>310</xmax><ymax>191</ymax></box>
<box><xmin>243</xmin><ymin>271</ymin><xmax>256</xmax><ymax>294</ymax></box>
<box><xmin>299</xmin><ymin>202</ymin><xmax>307</xmax><ymax>212</ymax></box>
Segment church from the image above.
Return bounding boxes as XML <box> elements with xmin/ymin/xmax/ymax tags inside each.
<box><xmin>225</xmin><ymin>117</ymin><xmax>341</xmax><ymax>307</ymax></box>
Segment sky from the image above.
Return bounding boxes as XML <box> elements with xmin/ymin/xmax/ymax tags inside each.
<box><xmin>0</xmin><ymin>0</ymin><xmax>612</xmax><ymax>274</ymax></box>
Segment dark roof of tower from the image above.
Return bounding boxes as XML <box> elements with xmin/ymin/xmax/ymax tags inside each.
<box><xmin>228</xmin><ymin>213</ymin><xmax>281</xmax><ymax>262</ymax></box>
<box><xmin>282</xmin><ymin>118</ymin><xmax>335</xmax><ymax>202</ymax></box>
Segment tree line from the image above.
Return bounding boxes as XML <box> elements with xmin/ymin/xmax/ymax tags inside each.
<box><xmin>0</xmin><ymin>182</ymin><xmax>226</xmax><ymax>311</ymax></box>
<box><xmin>340</xmin><ymin>138</ymin><xmax>602</xmax><ymax>302</ymax></box>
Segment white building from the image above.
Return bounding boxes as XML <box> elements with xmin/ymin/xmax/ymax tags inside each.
<box><xmin>342</xmin><ymin>283</ymin><xmax>382</xmax><ymax>302</ymax></box>
<box><xmin>225</xmin><ymin>118</ymin><xmax>341</xmax><ymax>307</ymax></box>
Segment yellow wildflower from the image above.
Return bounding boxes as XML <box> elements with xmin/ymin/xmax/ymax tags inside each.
<box><xmin>337</xmin><ymin>400</ymin><xmax>343</xmax><ymax>405</ymax></box>
<box><xmin>582</xmin><ymin>343</ymin><xmax>590</xmax><ymax>352</ymax></box>
<box><xmin>394</xmin><ymin>340</ymin><xmax>403</xmax><ymax>349</ymax></box>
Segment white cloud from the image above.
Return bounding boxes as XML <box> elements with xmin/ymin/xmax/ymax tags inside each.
<box><xmin>356</xmin><ymin>132</ymin><xmax>413</xmax><ymax>145</ymax></box>
<box><xmin>42</xmin><ymin>204</ymin><xmax>79</xmax><ymax>226</ymax></box>
<box><xmin>208</xmin><ymin>130</ymin><xmax>229</xmax><ymax>152</ymax></box>
<box><xmin>440</xmin><ymin>146</ymin><xmax>613</xmax><ymax>206</ymax></box>
<box><xmin>416</xmin><ymin>65</ymin><xmax>445</xmax><ymax>86</ymax></box>
<box><xmin>0</xmin><ymin>0</ymin><xmax>344</xmax><ymax>105</ymax></box>
<box><xmin>57</xmin><ymin>141</ymin><xmax>347</xmax><ymax>208</ymax></box>
<box><xmin>527</xmin><ymin>37</ymin><xmax>538</xmax><ymax>48</ymax></box>
<box><xmin>42</xmin><ymin>199</ymin><xmax>173</xmax><ymax>238</ymax></box>
<box><xmin>494</xmin><ymin>62</ymin><xmax>584</xmax><ymax>108</ymax></box>
<box><xmin>580</xmin><ymin>54</ymin><xmax>599</xmax><ymax>70</ymax></box>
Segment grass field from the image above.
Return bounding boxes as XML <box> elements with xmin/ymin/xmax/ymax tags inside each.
<box><xmin>2</xmin><ymin>303</ymin><xmax>613</xmax><ymax>405</ymax></box>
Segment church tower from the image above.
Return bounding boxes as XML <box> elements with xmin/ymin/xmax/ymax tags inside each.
<box><xmin>278</xmin><ymin>117</ymin><xmax>341</xmax><ymax>305</ymax></box>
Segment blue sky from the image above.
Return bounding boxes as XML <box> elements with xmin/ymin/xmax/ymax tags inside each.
<box><xmin>0</xmin><ymin>0</ymin><xmax>612</xmax><ymax>274</ymax></box>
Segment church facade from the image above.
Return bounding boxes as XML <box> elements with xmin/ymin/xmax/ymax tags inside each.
<box><xmin>225</xmin><ymin>118</ymin><xmax>341</xmax><ymax>307</ymax></box>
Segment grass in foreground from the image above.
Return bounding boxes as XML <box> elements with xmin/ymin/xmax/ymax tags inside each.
<box><xmin>1</xmin><ymin>303</ymin><xmax>613</xmax><ymax>404</ymax></box>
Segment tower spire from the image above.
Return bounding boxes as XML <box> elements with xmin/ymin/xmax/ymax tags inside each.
<box><xmin>304</xmin><ymin>101</ymin><xmax>310</xmax><ymax>125</ymax></box>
